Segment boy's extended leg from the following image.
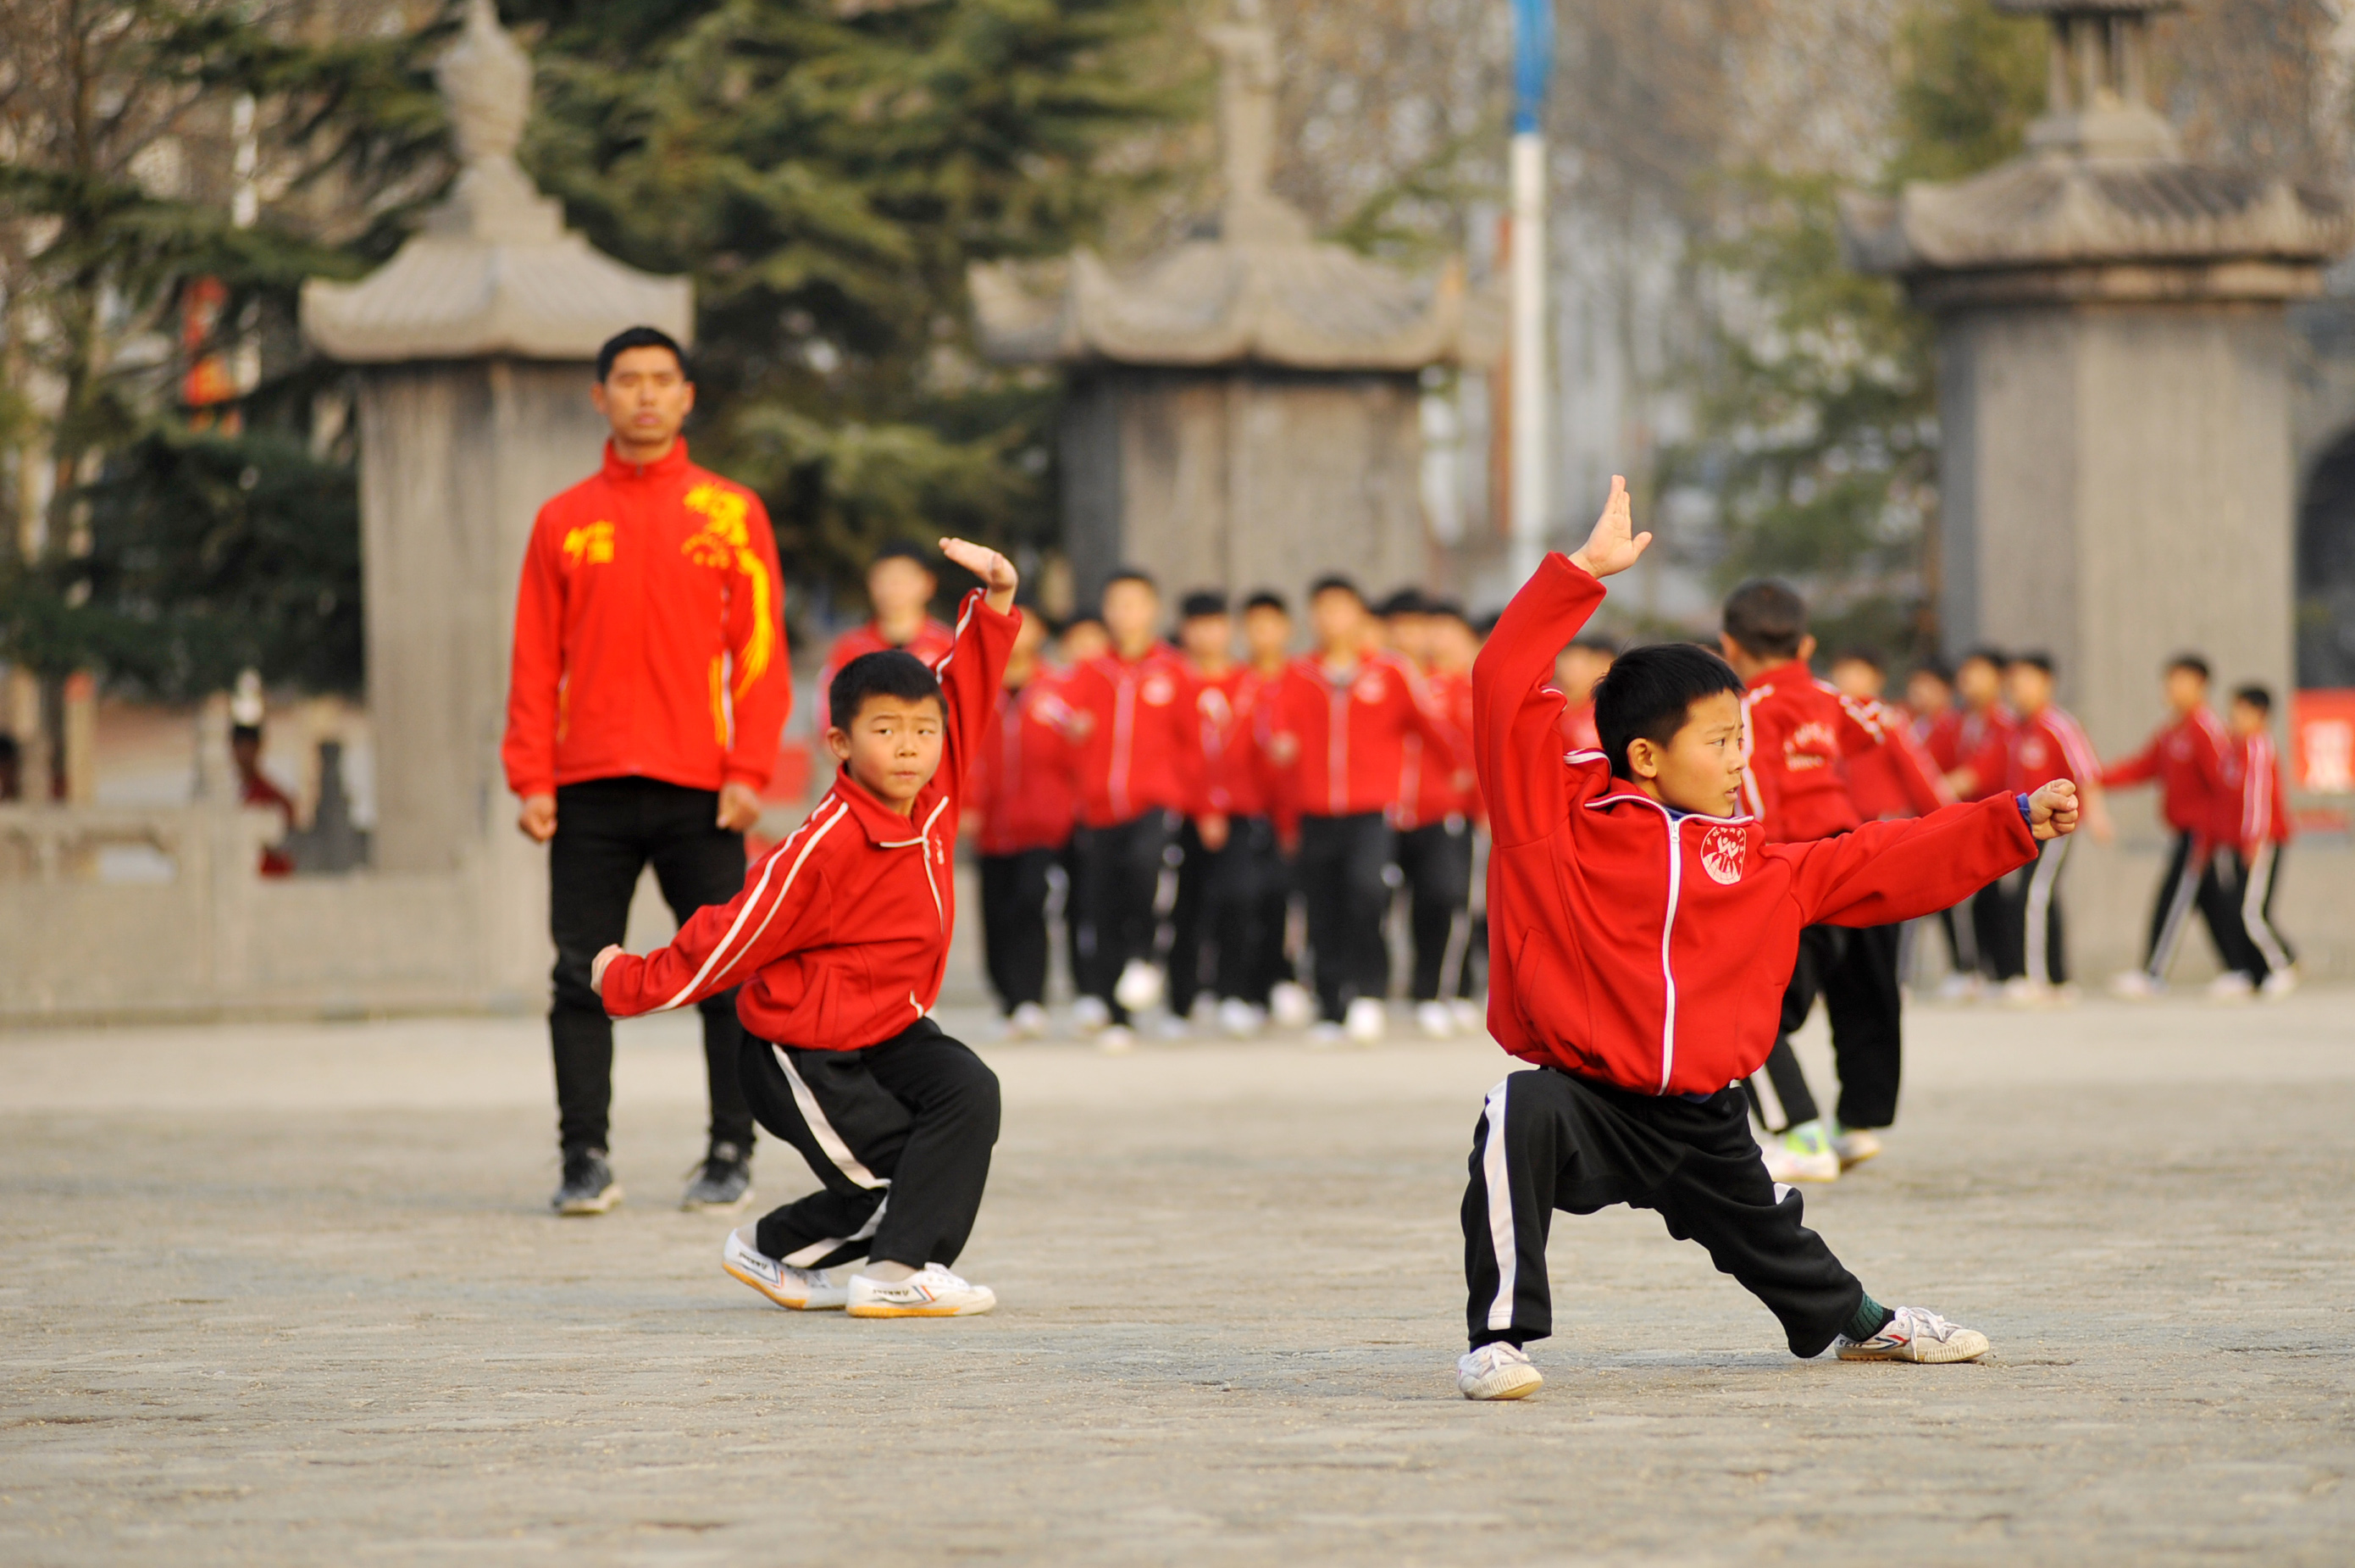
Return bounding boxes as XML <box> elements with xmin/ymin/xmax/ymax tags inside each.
<box><xmin>737</xmin><ymin>1038</ymin><xmax>911</xmax><ymax>1268</ymax></box>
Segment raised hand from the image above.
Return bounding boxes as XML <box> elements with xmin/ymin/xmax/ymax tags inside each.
<box><xmin>1567</xmin><ymin>474</ymin><xmax>1654</xmax><ymax>580</ymax></box>
<box><xmin>2028</xmin><ymin>778</ymin><xmax>2081</xmax><ymax>841</ymax></box>
<box><xmin>939</xmin><ymin>536</ymin><xmax>1018</xmax><ymax>612</ymax></box>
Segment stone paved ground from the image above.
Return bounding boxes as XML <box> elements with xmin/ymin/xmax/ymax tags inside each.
<box><xmin>3</xmin><ymin>992</ymin><xmax>2352</xmax><ymax>1565</ymax></box>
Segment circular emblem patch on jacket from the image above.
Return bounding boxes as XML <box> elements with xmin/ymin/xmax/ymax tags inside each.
<box><xmin>1700</xmin><ymin>824</ymin><xmax>1746</xmax><ymax>886</ymax></box>
<box><xmin>1353</xmin><ymin>673</ymin><xmax>1388</xmax><ymax>703</ymax></box>
<box><xmin>1141</xmin><ymin>675</ymin><xmax>1176</xmax><ymax>706</ymax></box>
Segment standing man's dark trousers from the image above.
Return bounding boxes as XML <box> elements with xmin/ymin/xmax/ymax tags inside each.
<box><xmin>1296</xmin><ymin>811</ymin><xmax>1394</xmax><ymax>1021</ymax></box>
<box><xmin>1394</xmin><ymin>816</ymin><xmax>1475</xmax><ymax>1001</ymax></box>
<box><xmin>1462</xmin><ymin>1069</ymin><xmax>1865</xmax><ymax>1357</ymax></box>
<box><xmin>978</xmin><ymin>847</ymin><xmax>1059</xmax><ymax>1016</ymax></box>
<box><xmin>548</xmin><ymin>776</ymin><xmax>755</xmax><ymax>1158</ymax></box>
<box><xmin>1742</xmin><ymin>923</ymin><xmax>1904</xmax><ymax>1133</ymax></box>
<box><xmin>1075</xmin><ymin>809</ymin><xmax>1178</xmax><ymax>1023</ymax></box>
<box><xmin>737</xmin><ymin>1018</ymin><xmax>999</xmax><ymax>1270</ymax></box>
<box><xmin>2136</xmin><ymin>830</ymin><xmax>2241</xmax><ymax>982</ymax></box>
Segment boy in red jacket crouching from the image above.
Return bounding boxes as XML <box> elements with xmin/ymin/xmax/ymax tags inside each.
<box><xmin>1455</xmin><ymin>479</ymin><xmax>2081</xmax><ymax>1400</ymax></box>
<box><xmin>591</xmin><ymin>538</ymin><xmax>1021</xmax><ymax>1319</ymax></box>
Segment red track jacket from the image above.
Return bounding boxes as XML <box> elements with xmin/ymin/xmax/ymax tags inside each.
<box><xmin>1740</xmin><ymin>662</ymin><xmax>1950</xmax><ymax>842</ymax></box>
<box><xmin>600</xmin><ymin>593</ymin><xmax>1017</xmax><ymax>1049</ymax></box>
<box><xmin>503</xmin><ymin>440</ymin><xmax>789</xmax><ymax>798</ymax></box>
<box><xmin>1477</xmin><ymin>556</ymin><xmax>2038</xmax><ymax>1096</ymax></box>
<box><xmin>2008</xmin><ymin>705</ymin><xmax>2100</xmax><ymax>794</ymax></box>
<box><xmin>2103</xmin><ymin>707</ymin><xmax>2230</xmax><ymax>835</ymax></box>
<box><xmin>967</xmin><ymin>670</ymin><xmax>1081</xmax><ymax>856</ymax></box>
<box><xmin>1264</xmin><ymin>651</ymin><xmax>1457</xmax><ymax>820</ymax></box>
<box><xmin>813</xmin><ymin>617</ymin><xmax>957</xmax><ymax>734</ymax></box>
<box><xmin>1064</xmin><ymin>646</ymin><xmax>1201</xmax><ymax>827</ymax></box>
<box><xmin>1843</xmin><ymin>703</ymin><xmax>1954</xmax><ymax>821</ymax></box>
<box><xmin>1397</xmin><ymin>667</ymin><xmax>1477</xmax><ymax>828</ymax></box>
<box><xmin>1190</xmin><ymin>665</ymin><xmax>1276</xmax><ymax>819</ymax></box>
<box><xmin>2219</xmin><ymin>730</ymin><xmax>2292</xmax><ymax>850</ymax></box>
<box><xmin>1947</xmin><ymin>705</ymin><xmax>2020</xmax><ymax>800</ymax></box>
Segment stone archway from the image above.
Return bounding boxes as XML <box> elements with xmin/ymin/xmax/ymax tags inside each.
<box><xmin>2297</xmin><ymin>426</ymin><xmax>2355</xmax><ymax>687</ymax></box>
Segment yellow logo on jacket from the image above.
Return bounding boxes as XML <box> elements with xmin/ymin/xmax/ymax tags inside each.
<box><xmin>562</xmin><ymin>520</ymin><xmax>616</xmax><ymax>566</ymax></box>
<box><xmin>679</xmin><ymin>483</ymin><xmax>777</xmax><ymax>704</ymax></box>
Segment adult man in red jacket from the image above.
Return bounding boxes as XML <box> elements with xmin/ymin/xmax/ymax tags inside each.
<box><xmin>503</xmin><ymin>327</ymin><xmax>790</xmax><ymax>1217</ymax></box>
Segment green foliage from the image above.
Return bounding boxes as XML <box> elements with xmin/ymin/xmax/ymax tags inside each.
<box><xmin>512</xmin><ymin>0</ymin><xmax>1186</xmax><ymax>600</ymax></box>
<box><xmin>1671</xmin><ymin>0</ymin><xmax>2046</xmax><ymax>661</ymax></box>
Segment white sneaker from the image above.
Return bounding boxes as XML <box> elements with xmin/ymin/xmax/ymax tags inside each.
<box><xmin>2108</xmin><ymin>971</ymin><xmax>2162</xmax><ymax>1000</ymax></box>
<box><xmin>1114</xmin><ymin>959</ymin><xmax>1166</xmax><ymax>1014</ymax></box>
<box><xmin>1759</xmin><ymin>1121</ymin><xmax>1840</xmax><ymax>1183</ymax></box>
<box><xmin>1829</xmin><ymin>1123</ymin><xmax>1883</xmax><ymax>1169</ymax></box>
<box><xmin>722</xmin><ymin>1226</ymin><xmax>847</xmax><ymax>1310</ymax></box>
<box><xmin>1269</xmin><ymin>980</ymin><xmax>1316</xmax><ymax>1029</ymax></box>
<box><xmin>1002</xmin><ymin>1000</ymin><xmax>1049</xmax><ymax>1040</ymax></box>
<box><xmin>1096</xmin><ymin>1023</ymin><xmax>1135</xmax><ymax>1055</ymax></box>
<box><xmin>1415</xmin><ymin>1000</ymin><xmax>1455</xmax><ymax>1039</ymax></box>
<box><xmin>1456</xmin><ymin>1343</ymin><xmax>1543</xmax><ymax>1400</ymax></box>
<box><xmin>1071</xmin><ymin>995</ymin><xmax>1111</xmax><ymax>1034</ymax></box>
<box><xmin>1344</xmin><ymin>997</ymin><xmax>1387</xmax><ymax>1044</ymax></box>
<box><xmin>1449</xmin><ymin>997</ymin><xmax>1483</xmax><ymax>1034</ymax></box>
<box><xmin>845</xmin><ymin>1262</ymin><xmax>996</xmax><ymax>1318</ymax></box>
<box><xmin>2261</xmin><ymin>967</ymin><xmax>2299</xmax><ymax>999</ymax></box>
<box><xmin>1217</xmin><ymin>997</ymin><xmax>1264</xmax><ymax>1038</ymax></box>
<box><xmin>1305</xmin><ymin>1021</ymin><xmax>1345</xmax><ymax>1047</ymax></box>
<box><xmin>1933</xmin><ymin>972</ymin><xmax>1981</xmax><ymax>1004</ymax></box>
<box><xmin>2205</xmin><ymin>970</ymin><xmax>2255</xmax><ymax>1001</ymax></box>
<box><xmin>2003</xmin><ymin>977</ymin><xmax>2063</xmax><ymax>1008</ymax></box>
<box><xmin>1835</xmin><ymin>1304</ymin><xmax>1989</xmax><ymax>1363</ymax></box>
<box><xmin>1150</xmin><ymin>1011</ymin><xmax>1192</xmax><ymax>1040</ymax></box>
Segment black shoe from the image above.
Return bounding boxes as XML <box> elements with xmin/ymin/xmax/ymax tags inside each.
<box><xmin>552</xmin><ymin>1149</ymin><xmax>622</xmax><ymax>1216</ymax></box>
<box><xmin>680</xmin><ymin>1141</ymin><xmax>753</xmax><ymax>1211</ymax></box>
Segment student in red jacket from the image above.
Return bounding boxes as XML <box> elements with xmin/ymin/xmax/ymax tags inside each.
<box><xmin>1994</xmin><ymin>654</ymin><xmax>2109</xmax><ymax>1000</ymax></box>
<box><xmin>1061</xmin><ymin>570</ymin><xmax>1201</xmax><ymax>1050</ymax></box>
<box><xmin>594</xmin><ymin>538</ymin><xmax>1019</xmax><ymax>1320</ymax></box>
<box><xmin>1238</xmin><ymin>590</ymin><xmax>1310</xmax><ymax>1030</ymax></box>
<box><xmin>503</xmin><ymin>328</ymin><xmax>790</xmax><ymax>1218</ymax></box>
<box><xmin>1427</xmin><ymin>599</ymin><xmax>1489</xmax><ymax>1028</ymax></box>
<box><xmin>965</xmin><ymin>605</ymin><xmax>1078</xmax><ymax>1039</ymax></box>
<box><xmin>1900</xmin><ymin>660</ymin><xmax>1984</xmax><ymax>993</ymax></box>
<box><xmin>812</xmin><ymin>541</ymin><xmax>956</xmax><ymax>736</ymax></box>
<box><xmin>1453</xmin><ymin>478</ymin><xmax>2078</xmax><ymax>1402</ymax></box>
<box><xmin>1383</xmin><ymin>590</ymin><xmax>1480</xmax><ymax>1039</ymax></box>
<box><xmin>1264</xmin><ymin>576</ymin><xmax>1458</xmax><ymax>1043</ymax></box>
<box><xmin>2215</xmin><ymin>685</ymin><xmax>2297</xmax><ymax>997</ymax></box>
<box><xmin>1721</xmin><ymin>585</ymin><xmax>1952</xmax><ymax>1183</ymax></box>
<box><xmin>2103</xmin><ymin>656</ymin><xmax>2236</xmax><ymax>997</ymax></box>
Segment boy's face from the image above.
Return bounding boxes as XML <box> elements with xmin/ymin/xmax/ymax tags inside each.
<box><xmin>1310</xmin><ymin>589</ymin><xmax>1365</xmax><ymax>651</ymax></box>
<box><xmin>2230</xmin><ymin>699</ymin><xmax>2267</xmax><ymax>738</ymax></box>
<box><xmin>828</xmin><ymin>692</ymin><xmax>946</xmax><ymax>812</ymax></box>
<box><xmin>1628</xmin><ymin>690</ymin><xmax>1747</xmax><ymax>818</ymax></box>
<box><xmin>1061</xmin><ymin>619</ymin><xmax>1110</xmax><ymax>665</ymax></box>
<box><xmin>1830</xmin><ymin>658</ymin><xmax>1883</xmax><ymax>700</ymax></box>
<box><xmin>1387</xmin><ymin>612</ymin><xmax>1432</xmax><ymax>665</ymax></box>
<box><xmin>1243</xmin><ymin>605</ymin><xmax>1290</xmax><ymax>663</ymax></box>
<box><xmin>1103</xmin><ymin>580</ymin><xmax>1160</xmax><ymax>651</ymax></box>
<box><xmin>2006</xmin><ymin>663</ymin><xmax>2053</xmax><ymax>714</ymax></box>
<box><xmin>1554</xmin><ymin>645</ymin><xmax>1613</xmax><ymax>706</ymax></box>
<box><xmin>1003</xmin><ymin>609</ymin><xmax>1046</xmax><ymax>685</ymax></box>
<box><xmin>2164</xmin><ymin>667</ymin><xmax>2208</xmax><ymax>714</ymax></box>
<box><xmin>867</xmin><ymin>557</ymin><xmax>936</xmax><ymax>623</ymax></box>
<box><xmin>1906</xmin><ymin>670</ymin><xmax>1953</xmax><ymax>718</ymax></box>
<box><xmin>1179</xmin><ymin>613</ymin><xmax>1232</xmax><ymax>666</ymax></box>
<box><xmin>1427</xmin><ymin>616</ymin><xmax>1477</xmax><ymax>673</ymax></box>
<box><xmin>1956</xmin><ymin>657</ymin><xmax>2002</xmax><ymax>708</ymax></box>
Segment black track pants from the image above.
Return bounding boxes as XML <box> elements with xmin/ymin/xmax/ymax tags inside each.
<box><xmin>1742</xmin><ymin>923</ymin><xmax>1903</xmax><ymax>1131</ymax></box>
<box><xmin>1462</xmin><ymin>1069</ymin><xmax>1865</xmax><ymax>1358</ymax></box>
<box><xmin>1074</xmin><ymin>810</ymin><xmax>1178</xmax><ymax>1022</ymax></box>
<box><xmin>2138</xmin><ymin>830</ymin><xmax>2242</xmax><ymax>981</ymax></box>
<box><xmin>2003</xmin><ymin>836</ymin><xmax>2072</xmax><ymax>986</ymax></box>
<box><xmin>2216</xmin><ymin>844</ymin><xmax>2294</xmax><ymax>979</ymax></box>
<box><xmin>978</xmin><ymin>847</ymin><xmax>1058</xmax><ymax>1013</ymax></box>
<box><xmin>738</xmin><ymin>1019</ymin><xmax>1000</xmax><ymax>1271</ymax></box>
<box><xmin>1166</xmin><ymin>818</ymin><xmax>1218</xmax><ymax>1018</ymax></box>
<box><xmin>1296</xmin><ymin>812</ymin><xmax>1394</xmax><ymax>1022</ymax></box>
<box><xmin>1394</xmin><ymin>818</ymin><xmax>1475</xmax><ymax>1002</ymax></box>
<box><xmin>547</xmin><ymin>776</ymin><xmax>753</xmax><ymax>1155</ymax></box>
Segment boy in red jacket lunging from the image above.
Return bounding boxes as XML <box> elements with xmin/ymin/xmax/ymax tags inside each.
<box><xmin>591</xmin><ymin>539</ymin><xmax>1022</xmax><ymax>1319</ymax></box>
<box><xmin>1455</xmin><ymin>479</ymin><xmax>2081</xmax><ymax>1401</ymax></box>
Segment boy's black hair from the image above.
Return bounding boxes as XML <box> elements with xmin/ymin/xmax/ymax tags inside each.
<box><xmin>1721</xmin><ymin>579</ymin><xmax>1808</xmax><ymax>661</ymax></box>
<box><xmin>1912</xmin><ymin>660</ymin><xmax>1955</xmax><ymax>685</ymax></box>
<box><xmin>1376</xmin><ymin>587</ymin><xmax>1426</xmax><ymax>618</ymax></box>
<box><xmin>828</xmin><ymin>650</ymin><xmax>944</xmax><ymax>732</ymax></box>
<box><xmin>1958</xmin><ymin>645</ymin><xmax>2007</xmax><ymax>670</ymax></box>
<box><xmin>1425</xmin><ymin>597</ymin><xmax>1471</xmax><ymax>626</ymax></box>
<box><xmin>1104</xmin><ymin>567</ymin><xmax>1157</xmax><ymax>596</ymax></box>
<box><xmin>1308</xmin><ymin>573</ymin><xmax>1362</xmax><ymax>604</ymax></box>
<box><xmin>2009</xmin><ymin>651</ymin><xmax>2055</xmax><ymax>676</ymax></box>
<box><xmin>2166</xmin><ymin>652</ymin><xmax>2211</xmax><ymax>681</ymax></box>
<box><xmin>2233</xmin><ymin>684</ymin><xmax>2274</xmax><ymax>714</ymax></box>
<box><xmin>1242</xmin><ymin>590</ymin><xmax>1289</xmax><ymax>616</ymax></box>
<box><xmin>1593</xmin><ymin>644</ymin><xmax>1747</xmax><ymax>778</ymax></box>
<box><xmin>1474</xmin><ymin>611</ymin><xmax>1502</xmax><ymax>639</ymax></box>
<box><xmin>1064</xmin><ymin>612</ymin><xmax>1105</xmax><ymax>631</ymax></box>
<box><xmin>1178</xmin><ymin>589</ymin><xmax>1228</xmax><ymax>621</ymax></box>
<box><xmin>596</xmin><ymin>325</ymin><xmax>690</xmax><ymax>384</ymax></box>
<box><xmin>871</xmin><ymin>540</ymin><xmax>934</xmax><ymax>571</ymax></box>
<box><xmin>1831</xmin><ymin>645</ymin><xmax>1886</xmax><ymax>673</ymax></box>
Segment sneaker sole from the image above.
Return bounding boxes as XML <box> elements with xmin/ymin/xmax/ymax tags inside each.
<box><xmin>846</xmin><ymin>1300</ymin><xmax>995</xmax><ymax>1318</ymax></box>
<box><xmin>723</xmin><ymin>1260</ymin><xmax>845</xmax><ymax>1311</ymax></box>
<box><xmin>1837</xmin><ymin>1333</ymin><xmax>1990</xmax><ymax>1365</ymax></box>
<box><xmin>1461</xmin><ymin>1371</ymin><xmax>1543</xmax><ymax>1401</ymax></box>
<box><xmin>556</xmin><ymin>1183</ymin><xmax>622</xmax><ymax>1216</ymax></box>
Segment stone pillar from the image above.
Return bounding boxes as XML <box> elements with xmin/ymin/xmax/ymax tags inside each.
<box><xmin>301</xmin><ymin>0</ymin><xmax>690</xmax><ymax>1001</ymax></box>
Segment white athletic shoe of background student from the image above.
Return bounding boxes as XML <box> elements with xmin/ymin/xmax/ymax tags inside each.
<box><xmin>1113</xmin><ymin>959</ymin><xmax>1165</xmax><ymax>1015</ymax></box>
<box><xmin>845</xmin><ymin>1262</ymin><xmax>996</xmax><ymax>1318</ymax></box>
<box><xmin>1000</xmin><ymin>1001</ymin><xmax>1049</xmax><ymax>1041</ymax></box>
<box><xmin>2261</xmin><ymin>967</ymin><xmax>2299</xmax><ymax>999</ymax></box>
<box><xmin>1217</xmin><ymin>997</ymin><xmax>1264</xmax><ymax>1038</ymax></box>
<box><xmin>2108</xmin><ymin>970</ymin><xmax>2163</xmax><ymax>1000</ymax></box>
<box><xmin>1071</xmin><ymin>995</ymin><xmax>1111</xmax><ymax>1034</ymax></box>
<box><xmin>2205</xmin><ymin>970</ymin><xmax>2255</xmax><ymax>1001</ymax></box>
<box><xmin>1344</xmin><ymin>997</ymin><xmax>1386</xmax><ymax>1044</ymax></box>
<box><xmin>1415</xmin><ymin>1000</ymin><xmax>1455</xmax><ymax>1039</ymax></box>
<box><xmin>1449</xmin><ymin>997</ymin><xmax>1483</xmax><ymax>1034</ymax></box>
<box><xmin>1269</xmin><ymin>980</ymin><xmax>1316</xmax><ymax>1029</ymax></box>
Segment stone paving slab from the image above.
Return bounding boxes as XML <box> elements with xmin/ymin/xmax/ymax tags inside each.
<box><xmin>3</xmin><ymin>994</ymin><xmax>2352</xmax><ymax>1564</ymax></box>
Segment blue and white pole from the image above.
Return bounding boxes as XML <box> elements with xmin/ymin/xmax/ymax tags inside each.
<box><xmin>1508</xmin><ymin>0</ymin><xmax>1552</xmax><ymax>583</ymax></box>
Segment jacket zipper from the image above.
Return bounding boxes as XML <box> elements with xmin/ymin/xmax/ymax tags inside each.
<box><xmin>1658</xmin><ymin>812</ymin><xmax>1683</xmax><ymax>1092</ymax></box>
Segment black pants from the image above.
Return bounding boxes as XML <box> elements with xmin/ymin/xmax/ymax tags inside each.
<box><xmin>1935</xmin><ymin>898</ymin><xmax>1981</xmax><ymax>978</ymax></box>
<box><xmin>2216</xmin><ymin>843</ymin><xmax>2294</xmax><ymax>979</ymax></box>
<box><xmin>1075</xmin><ymin>810</ymin><xmax>1178</xmax><ymax>1022</ymax></box>
<box><xmin>979</xmin><ymin>847</ymin><xmax>1059</xmax><ymax>1013</ymax></box>
<box><xmin>1462</xmin><ymin>1068</ymin><xmax>1864</xmax><ymax>1357</ymax></box>
<box><xmin>1394</xmin><ymin>817</ymin><xmax>1475</xmax><ymax>1001</ymax></box>
<box><xmin>548</xmin><ymin>776</ymin><xmax>752</xmax><ymax>1155</ymax></box>
<box><xmin>1743</xmin><ymin>923</ymin><xmax>1904</xmax><ymax>1132</ymax></box>
<box><xmin>1166</xmin><ymin>818</ymin><xmax>1218</xmax><ymax>1018</ymax></box>
<box><xmin>738</xmin><ymin>1018</ymin><xmax>999</xmax><ymax>1271</ymax></box>
<box><xmin>1997</xmin><ymin>836</ymin><xmax>2071</xmax><ymax>985</ymax></box>
<box><xmin>2137</xmin><ymin>830</ymin><xmax>2242</xmax><ymax>981</ymax></box>
<box><xmin>1168</xmin><ymin>815</ymin><xmax>1292</xmax><ymax>1011</ymax></box>
<box><xmin>1297</xmin><ymin>812</ymin><xmax>1394</xmax><ymax>1022</ymax></box>
<box><xmin>1970</xmin><ymin>883</ymin><xmax>2011</xmax><ymax>979</ymax></box>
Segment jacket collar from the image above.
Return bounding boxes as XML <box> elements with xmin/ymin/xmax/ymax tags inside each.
<box><xmin>828</xmin><ymin>770</ymin><xmax>947</xmax><ymax>846</ymax></box>
<box><xmin>1748</xmin><ymin>657</ymin><xmax>1812</xmax><ymax>694</ymax></box>
<box><xmin>601</xmin><ymin>437</ymin><xmax>692</xmax><ymax>483</ymax></box>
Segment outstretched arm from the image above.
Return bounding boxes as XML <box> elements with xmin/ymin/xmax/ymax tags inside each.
<box><xmin>932</xmin><ymin>538</ymin><xmax>1023</xmax><ymax>800</ymax></box>
<box><xmin>1785</xmin><ymin>780</ymin><xmax>2077</xmax><ymax>928</ymax></box>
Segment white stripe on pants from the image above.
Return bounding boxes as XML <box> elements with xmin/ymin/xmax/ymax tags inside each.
<box><xmin>1481</xmin><ymin>1080</ymin><xmax>1518</xmax><ymax>1333</ymax></box>
<box><xmin>2241</xmin><ymin>844</ymin><xmax>2294</xmax><ymax>976</ymax></box>
<box><xmin>2025</xmin><ymin>836</ymin><xmax>2070</xmax><ymax>988</ymax></box>
<box><xmin>2143</xmin><ymin>836</ymin><xmax>2203</xmax><ymax>980</ymax></box>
